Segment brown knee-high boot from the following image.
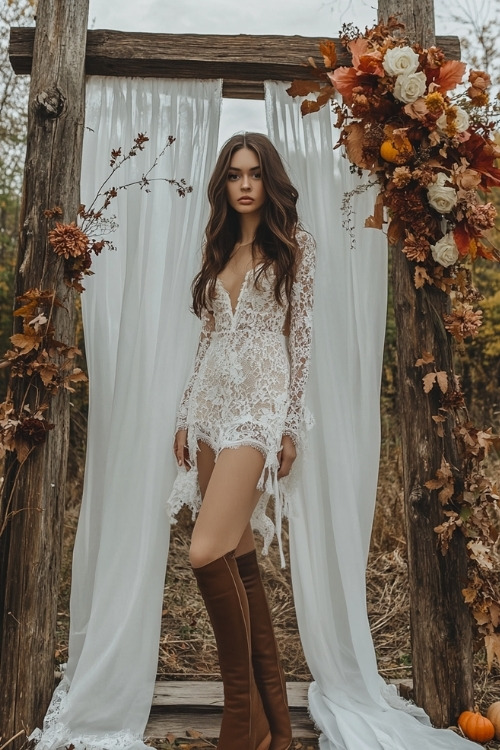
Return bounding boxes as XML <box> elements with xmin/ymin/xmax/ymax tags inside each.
<box><xmin>192</xmin><ymin>552</ymin><xmax>271</xmax><ymax>750</ymax></box>
<box><xmin>236</xmin><ymin>550</ymin><xmax>292</xmax><ymax>750</ymax></box>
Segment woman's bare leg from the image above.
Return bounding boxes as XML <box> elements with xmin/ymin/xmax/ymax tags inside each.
<box><xmin>190</xmin><ymin>446</ymin><xmax>264</xmax><ymax>569</ymax></box>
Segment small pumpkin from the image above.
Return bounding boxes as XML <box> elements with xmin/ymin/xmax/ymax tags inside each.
<box><xmin>486</xmin><ymin>701</ymin><xmax>500</xmax><ymax>740</ymax></box>
<box><xmin>379</xmin><ymin>136</ymin><xmax>413</xmax><ymax>165</ymax></box>
<box><xmin>458</xmin><ymin>710</ymin><xmax>495</xmax><ymax>743</ymax></box>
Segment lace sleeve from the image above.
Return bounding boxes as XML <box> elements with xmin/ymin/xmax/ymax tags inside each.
<box><xmin>175</xmin><ymin>306</ymin><xmax>215</xmax><ymax>432</ymax></box>
<box><xmin>283</xmin><ymin>231</ymin><xmax>316</xmax><ymax>446</ymax></box>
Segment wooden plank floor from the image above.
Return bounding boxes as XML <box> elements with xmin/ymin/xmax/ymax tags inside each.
<box><xmin>146</xmin><ymin>681</ymin><xmax>318</xmax><ymax>743</ymax></box>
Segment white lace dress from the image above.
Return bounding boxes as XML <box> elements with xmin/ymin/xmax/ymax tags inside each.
<box><xmin>166</xmin><ymin>230</ymin><xmax>316</xmax><ymax>564</ymax></box>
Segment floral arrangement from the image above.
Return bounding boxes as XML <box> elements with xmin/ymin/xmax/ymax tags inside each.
<box><xmin>288</xmin><ymin>18</ymin><xmax>500</xmax><ymax>667</ymax></box>
<box><xmin>0</xmin><ymin>135</ymin><xmax>191</xmax><ymax>536</ymax></box>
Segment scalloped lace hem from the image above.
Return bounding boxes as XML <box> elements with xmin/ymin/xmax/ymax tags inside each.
<box><xmin>29</xmin><ymin>677</ymin><xmax>150</xmax><ymax>750</ymax></box>
<box><xmin>166</xmin><ymin>432</ymin><xmax>307</xmax><ymax>567</ymax></box>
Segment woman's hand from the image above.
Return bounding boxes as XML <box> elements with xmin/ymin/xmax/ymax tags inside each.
<box><xmin>277</xmin><ymin>434</ymin><xmax>297</xmax><ymax>479</ymax></box>
<box><xmin>173</xmin><ymin>429</ymin><xmax>190</xmax><ymax>470</ymax></box>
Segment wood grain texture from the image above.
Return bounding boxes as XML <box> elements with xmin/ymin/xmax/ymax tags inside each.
<box><xmin>0</xmin><ymin>0</ymin><xmax>88</xmax><ymax>744</ymax></box>
<box><xmin>379</xmin><ymin>0</ymin><xmax>474</xmax><ymax>728</ymax></box>
<box><xmin>9</xmin><ymin>28</ymin><xmax>461</xmax><ymax>99</ymax></box>
<box><xmin>147</xmin><ymin>682</ymin><xmax>317</xmax><ymax>740</ymax></box>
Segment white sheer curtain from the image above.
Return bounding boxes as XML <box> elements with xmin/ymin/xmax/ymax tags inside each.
<box><xmin>32</xmin><ymin>76</ymin><xmax>222</xmax><ymax>750</ymax></box>
<box><xmin>265</xmin><ymin>81</ymin><xmax>480</xmax><ymax>750</ymax></box>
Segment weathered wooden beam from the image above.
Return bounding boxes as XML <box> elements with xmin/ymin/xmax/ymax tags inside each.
<box><xmin>0</xmin><ymin>0</ymin><xmax>88</xmax><ymax>745</ymax></box>
<box><xmin>378</xmin><ymin>0</ymin><xmax>474</xmax><ymax>729</ymax></box>
<box><xmin>9</xmin><ymin>28</ymin><xmax>461</xmax><ymax>99</ymax></box>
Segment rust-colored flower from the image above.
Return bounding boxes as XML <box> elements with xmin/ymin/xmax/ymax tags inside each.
<box><xmin>48</xmin><ymin>222</ymin><xmax>89</xmax><ymax>259</ymax></box>
<box><xmin>15</xmin><ymin>416</ymin><xmax>55</xmax><ymax>446</ymax></box>
<box><xmin>392</xmin><ymin>166</ymin><xmax>412</xmax><ymax>188</ymax></box>
<box><xmin>444</xmin><ymin>303</ymin><xmax>483</xmax><ymax>342</ymax></box>
<box><xmin>426</xmin><ymin>46</ymin><xmax>446</xmax><ymax>69</ymax></box>
<box><xmin>468</xmin><ymin>70</ymin><xmax>491</xmax><ymax>91</ymax></box>
<box><xmin>466</xmin><ymin>202</ymin><xmax>497</xmax><ymax>234</ymax></box>
<box><xmin>402</xmin><ymin>232</ymin><xmax>430</xmax><ymax>262</ymax></box>
<box><xmin>412</xmin><ymin>166</ymin><xmax>435</xmax><ymax>187</ymax></box>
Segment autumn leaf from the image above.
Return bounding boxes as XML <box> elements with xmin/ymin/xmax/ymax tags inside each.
<box><xmin>436</xmin><ymin>60</ymin><xmax>467</xmax><ymax>93</ymax></box>
<box><xmin>343</xmin><ymin>122</ymin><xmax>372</xmax><ymax>170</ymax></box>
<box><xmin>316</xmin><ymin>85</ymin><xmax>335</xmax><ymax>107</ymax></box>
<box><xmin>423</xmin><ymin>372</ymin><xmax>437</xmax><ymax>393</ymax></box>
<box><xmin>415</xmin><ymin>351</ymin><xmax>435</xmax><ymax>367</ymax></box>
<box><xmin>10</xmin><ymin>330</ymin><xmax>42</xmax><ymax>355</ymax></box>
<box><xmin>319</xmin><ymin>40</ymin><xmax>337</xmax><ymax>69</ymax></box>
<box><xmin>414</xmin><ymin>266</ymin><xmax>431</xmax><ymax>289</ymax></box>
<box><xmin>436</xmin><ymin>371</ymin><xmax>449</xmax><ymax>394</ymax></box>
<box><xmin>286</xmin><ymin>80</ymin><xmax>321</xmax><ymax>98</ymax></box>
<box><xmin>462</xmin><ymin>587</ymin><xmax>477</xmax><ymax>604</ymax></box>
<box><xmin>467</xmin><ymin>540</ymin><xmax>494</xmax><ymax>570</ymax></box>
<box><xmin>301</xmin><ymin>99</ymin><xmax>321</xmax><ymax>116</ymax></box>
<box><xmin>387</xmin><ymin>217</ymin><xmax>404</xmax><ymax>245</ymax></box>
<box><xmin>453</xmin><ymin>222</ymin><xmax>473</xmax><ymax>257</ymax></box>
<box><xmin>365</xmin><ymin>193</ymin><xmax>384</xmax><ymax>229</ymax></box>
<box><xmin>485</xmin><ymin>633</ymin><xmax>500</xmax><ymax>671</ymax></box>
<box><xmin>438</xmin><ymin>484</ymin><xmax>455</xmax><ymax>504</ymax></box>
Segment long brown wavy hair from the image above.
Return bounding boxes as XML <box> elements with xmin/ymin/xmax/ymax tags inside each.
<box><xmin>192</xmin><ymin>133</ymin><xmax>300</xmax><ymax>316</ymax></box>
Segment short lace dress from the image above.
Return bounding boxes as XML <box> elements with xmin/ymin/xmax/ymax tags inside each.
<box><xmin>166</xmin><ymin>230</ymin><xmax>316</xmax><ymax>564</ymax></box>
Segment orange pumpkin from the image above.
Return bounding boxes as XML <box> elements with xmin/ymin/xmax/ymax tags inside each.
<box><xmin>458</xmin><ymin>710</ymin><xmax>495</xmax><ymax>743</ymax></box>
<box><xmin>379</xmin><ymin>136</ymin><xmax>413</xmax><ymax>165</ymax></box>
<box><xmin>486</xmin><ymin>701</ymin><xmax>500</xmax><ymax>740</ymax></box>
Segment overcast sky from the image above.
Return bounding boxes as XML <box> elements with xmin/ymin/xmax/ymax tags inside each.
<box><xmin>86</xmin><ymin>0</ymin><xmax>479</xmax><ymax>145</ymax></box>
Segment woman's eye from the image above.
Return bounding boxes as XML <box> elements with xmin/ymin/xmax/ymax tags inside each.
<box><xmin>228</xmin><ymin>173</ymin><xmax>239</xmax><ymax>181</ymax></box>
<box><xmin>253</xmin><ymin>172</ymin><xmax>261</xmax><ymax>179</ymax></box>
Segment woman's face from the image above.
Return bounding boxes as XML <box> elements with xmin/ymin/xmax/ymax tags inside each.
<box><xmin>226</xmin><ymin>147</ymin><xmax>267</xmax><ymax>217</ymax></box>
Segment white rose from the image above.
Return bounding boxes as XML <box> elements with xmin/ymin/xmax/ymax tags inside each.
<box><xmin>393</xmin><ymin>71</ymin><xmax>427</xmax><ymax>103</ymax></box>
<box><xmin>427</xmin><ymin>173</ymin><xmax>458</xmax><ymax>213</ymax></box>
<box><xmin>437</xmin><ymin>106</ymin><xmax>470</xmax><ymax>134</ymax></box>
<box><xmin>431</xmin><ymin>233</ymin><xmax>459</xmax><ymax>267</ymax></box>
<box><xmin>383</xmin><ymin>46</ymin><xmax>420</xmax><ymax>77</ymax></box>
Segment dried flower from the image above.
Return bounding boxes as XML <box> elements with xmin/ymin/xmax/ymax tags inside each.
<box><xmin>15</xmin><ymin>416</ymin><xmax>54</xmax><ymax>446</ymax></box>
<box><xmin>466</xmin><ymin>202</ymin><xmax>497</xmax><ymax>234</ymax></box>
<box><xmin>425</xmin><ymin>91</ymin><xmax>445</xmax><ymax>114</ymax></box>
<box><xmin>403</xmin><ymin>232</ymin><xmax>430</xmax><ymax>262</ymax></box>
<box><xmin>48</xmin><ymin>222</ymin><xmax>89</xmax><ymax>259</ymax></box>
<box><xmin>444</xmin><ymin>303</ymin><xmax>483</xmax><ymax>341</ymax></box>
<box><xmin>392</xmin><ymin>166</ymin><xmax>412</xmax><ymax>187</ymax></box>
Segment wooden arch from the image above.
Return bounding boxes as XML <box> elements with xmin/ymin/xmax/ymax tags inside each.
<box><xmin>0</xmin><ymin>1</ymin><xmax>473</xmax><ymax>744</ymax></box>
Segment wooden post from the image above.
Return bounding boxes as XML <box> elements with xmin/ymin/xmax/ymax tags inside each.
<box><xmin>378</xmin><ymin>0</ymin><xmax>474</xmax><ymax>727</ymax></box>
<box><xmin>0</xmin><ymin>0</ymin><xmax>88</xmax><ymax>743</ymax></box>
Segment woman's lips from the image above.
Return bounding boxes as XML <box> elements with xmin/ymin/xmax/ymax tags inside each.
<box><xmin>238</xmin><ymin>197</ymin><xmax>254</xmax><ymax>203</ymax></box>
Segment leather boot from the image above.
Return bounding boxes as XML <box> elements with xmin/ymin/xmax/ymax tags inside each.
<box><xmin>192</xmin><ymin>552</ymin><xmax>271</xmax><ymax>750</ymax></box>
<box><xmin>236</xmin><ymin>549</ymin><xmax>293</xmax><ymax>750</ymax></box>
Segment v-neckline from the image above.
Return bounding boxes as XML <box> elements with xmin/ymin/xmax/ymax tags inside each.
<box><xmin>216</xmin><ymin>264</ymin><xmax>264</xmax><ymax>317</ymax></box>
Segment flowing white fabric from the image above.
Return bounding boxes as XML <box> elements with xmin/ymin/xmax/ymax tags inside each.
<box><xmin>31</xmin><ymin>76</ymin><xmax>222</xmax><ymax>750</ymax></box>
<box><xmin>265</xmin><ymin>81</ymin><xmax>480</xmax><ymax>750</ymax></box>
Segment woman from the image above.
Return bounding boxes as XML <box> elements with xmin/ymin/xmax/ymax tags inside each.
<box><xmin>167</xmin><ymin>133</ymin><xmax>316</xmax><ymax>750</ymax></box>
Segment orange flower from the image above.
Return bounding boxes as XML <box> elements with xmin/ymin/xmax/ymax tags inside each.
<box><xmin>425</xmin><ymin>91</ymin><xmax>445</xmax><ymax>114</ymax></box>
<box><xmin>48</xmin><ymin>222</ymin><xmax>89</xmax><ymax>259</ymax></box>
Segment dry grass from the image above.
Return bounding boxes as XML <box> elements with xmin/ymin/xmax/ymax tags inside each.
<box><xmin>55</xmin><ymin>428</ymin><xmax>500</xmax><ymax>747</ymax></box>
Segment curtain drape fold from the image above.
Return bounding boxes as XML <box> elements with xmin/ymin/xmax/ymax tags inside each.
<box><xmin>265</xmin><ymin>80</ymin><xmax>480</xmax><ymax>750</ymax></box>
<box><xmin>32</xmin><ymin>76</ymin><xmax>222</xmax><ymax>750</ymax></box>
